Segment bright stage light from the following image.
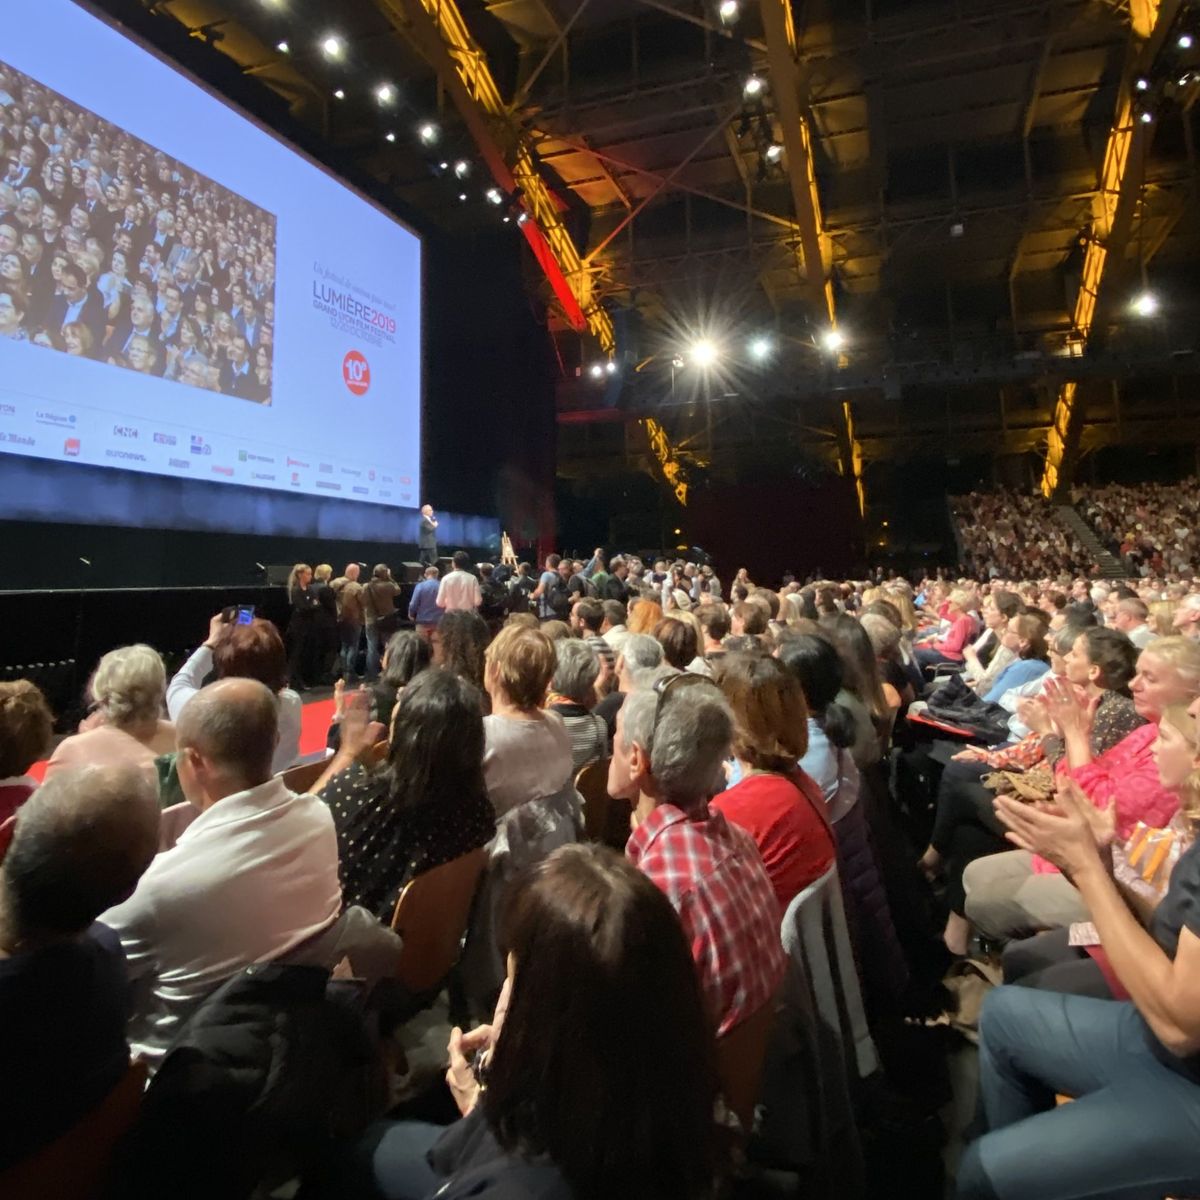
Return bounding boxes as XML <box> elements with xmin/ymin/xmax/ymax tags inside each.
<box><xmin>671</xmin><ymin>353</ymin><xmax>686</xmax><ymax>370</ymax></box>
<box><xmin>690</xmin><ymin>339</ymin><xmax>718</xmax><ymax>367</ymax></box>
<box><xmin>333</xmin><ymin>88</ymin><xmax>345</xmax><ymax>100</ymax></box>
<box><xmin>417</xmin><ymin>122</ymin><xmax>439</xmax><ymax>145</ymax></box>
<box><xmin>453</xmin><ymin>159</ymin><xmax>470</xmax><ymax>179</ymax></box>
<box><xmin>718</xmin><ymin>0</ymin><xmax>740</xmax><ymax>21</ymax></box>
<box><xmin>1140</xmin><ymin>110</ymin><xmax>1154</xmax><ymax>123</ymax></box>
<box><xmin>376</xmin><ymin>83</ymin><xmax>397</xmax><ymax>105</ymax></box>
<box><xmin>321</xmin><ymin>35</ymin><xmax>344</xmax><ymax>60</ymax></box>
<box><xmin>275</xmin><ymin>40</ymin><xmax>290</xmax><ymax>53</ymax></box>
<box><xmin>516</xmin><ymin>210</ymin><xmax>529</xmax><ymax>225</ymax></box>
<box><xmin>1132</xmin><ymin>291</ymin><xmax>1159</xmax><ymax>317</ymax></box>
<box><xmin>385</xmin><ymin>132</ymin><xmax>396</xmax><ymax>143</ymax></box>
<box><xmin>589</xmin><ymin>363</ymin><xmax>605</xmax><ymax>379</ymax></box>
<box><xmin>743</xmin><ymin>75</ymin><xmax>764</xmax><ymax>98</ymax></box>
<box><xmin>822</xmin><ymin>329</ymin><xmax>845</xmax><ymax>352</ymax></box>
<box><xmin>1179</xmin><ymin>33</ymin><xmax>1194</xmax><ymax>49</ymax></box>
<box><xmin>605</xmin><ymin>360</ymin><xmax>617</xmax><ymax>374</ymax></box>
<box><xmin>764</xmin><ymin>142</ymin><xmax>783</xmax><ymax>162</ymax></box>
<box><xmin>749</xmin><ymin>336</ymin><xmax>772</xmax><ymax>361</ymax></box>
<box><xmin>1136</xmin><ymin>77</ymin><xmax>1150</xmax><ymax>91</ymax></box>
<box><xmin>458</xmin><ymin>192</ymin><xmax>468</xmax><ymax>201</ymax></box>
<box><xmin>485</xmin><ymin>187</ymin><xmax>504</xmax><ymax>205</ymax></box>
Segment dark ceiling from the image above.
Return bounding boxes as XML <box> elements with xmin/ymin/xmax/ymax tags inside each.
<box><xmin>89</xmin><ymin>0</ymin><xmax>1200</xmax><ymax>500</ymax></box>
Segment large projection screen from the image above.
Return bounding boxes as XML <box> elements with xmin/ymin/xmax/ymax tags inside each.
<box><xmin>0</xmin><ymin>0</ymin><xmax>422</xmax><ymax>512</ymax></box>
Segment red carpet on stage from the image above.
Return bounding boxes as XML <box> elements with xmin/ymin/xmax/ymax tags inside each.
<box><xmin>28</xmin><ymin>697</ymin><xmax>337</xmax><ymax>783</ymax></box>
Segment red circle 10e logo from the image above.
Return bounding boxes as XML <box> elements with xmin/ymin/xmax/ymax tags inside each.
<box><xmin>343</xmin><ymin>350</ymin><xmax>371</xmax><ymax>396</ymax></box>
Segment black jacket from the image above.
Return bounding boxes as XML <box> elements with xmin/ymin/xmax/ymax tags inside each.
<box><xmin>114</xmin><ymin>964</ymin><xmax>385</xmax><ymax>1200</ymax></box>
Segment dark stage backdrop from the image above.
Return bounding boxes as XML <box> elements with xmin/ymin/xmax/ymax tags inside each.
<box><xmin>688</xmin><ymin>476</ymin><xmax>863</xmax><ymax>584</ymax></box>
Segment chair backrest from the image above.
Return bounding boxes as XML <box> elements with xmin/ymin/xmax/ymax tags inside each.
<box><xmin>575</xmin><ymin>758</ymin><xmax>631</xmax><ymax>850</ymax></box>
<box><xmin>390</xmin><ymin>847</ymin><xmax>488</xmax><ymax>994</ymax></box>
<box><xmin>278</xmin><ymin>757</ymin><xmax>330</xmax><ymax>794</ymax></box>
<box><xmin>0</xmin><ymin>1059</ymin><xmax>147</xmax><ymax>1199</ymax></box>
<box><xmin>781</xmin><ymin>865</ymin><xmax>879</xmax><ymax>1079</ymax></box>
<box><xmin>716</xmin><ymin>999</ymin><xmax>775</xmax><ymax>1135</ymax></box>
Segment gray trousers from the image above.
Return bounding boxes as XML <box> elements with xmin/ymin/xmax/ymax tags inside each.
<box><xmin>963</xmin><ymin>849</ymin><xmax>1089</xmax><ymax>942</ymax></box>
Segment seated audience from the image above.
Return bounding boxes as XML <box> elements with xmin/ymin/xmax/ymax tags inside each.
<box><xmin>713</xmin><ymin>652</ymin><xmax>836</xmax><ymax>912</ymax></box>
<box><xmin>979</xmin><ymin>614</ymin><xmax>1050</xmax><ymax>704</ymax></box>
<box><xmin>546</xmin><ymin>639</ymin><xmax>608</xmax><ymax>772</ymax></box>
<box><xmin>958</xmin><ymin>699</ymin><xmax>1200</xmax><ymax>1200</ymax></box>
<box><xmin>914</xmin><ymin>588</ymin><xmax>977</xmax><ymax>672</ymax></box>
<box><xmin>608</xmin><ymin>674</ymin><xmax>785</xmax><ymax>1035</ymax></box>
<box><xmin>482</xmin><ymin>624</ymin><xmax>572</xmax><ymax>816</ymax></box>
<box><xmin>315</xmin><ymin>670</ymin><xmax>495</xmax><ymax>923</ymax></box>
<box><xmin>46</xmin><ymin>644</ymin><xmax>174</xmax><ymax>780</ymax></box>
<box><xmin>964</xmin><ymin>636</ymin><xmax>1200</xmax><ymax>942</ymax></box>
<box><xmin>0</xmin><ymin>764</ymin><xmax>160</xmax><ymax>1171</ymax></box>
<box><xmin>0</xmin><ymin>680</ymin><xmax>53</xmax><ymax>823</ymax></box>
<box><xmin>167</xmin><ymin>613</ymin><xmax>302</xmax><ymax>773</ymax></box>
<box><xmin>101</xmin><ymin>679</ymin><xmax>342</xmax><ymax>1063</ymax></box>
<box><xmin>321</xmin><ymin>845</ymin><xmax>720</xmax><ymax>1200</ymax></box>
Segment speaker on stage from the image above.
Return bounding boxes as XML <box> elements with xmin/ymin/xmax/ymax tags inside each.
<box><xmin>398</xmin><ymin>562</ymin><xmax>423</xmax><ymax>583</ymax></box>
<box><xmin>265</xmin><ymin>564</ymin><xmax>292</xmax><ymax>586</ymax></box>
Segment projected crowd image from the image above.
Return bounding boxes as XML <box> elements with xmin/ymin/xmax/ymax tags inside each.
<box><xmin>0</xmin><ymin>61</ymin><xmax>277</xmax><ymax>405</ymax></box>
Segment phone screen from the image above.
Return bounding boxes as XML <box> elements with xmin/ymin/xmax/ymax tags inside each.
<box><xmin>236</xmin><ymin>605</ymin><xmax>255</xmax><ymax>625</ymax></box>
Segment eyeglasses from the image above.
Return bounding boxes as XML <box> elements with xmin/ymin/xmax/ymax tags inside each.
<box><xmin>651</xmin><ymin>671</ymin><xmax>722</xmax><ymax>738</ymax></box>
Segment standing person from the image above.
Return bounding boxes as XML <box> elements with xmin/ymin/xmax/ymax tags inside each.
<box><xmin>418</xmin><ymin>504</ymin><xmax>439</xmax><ymax>568</ymax></box>
<box><xmin>437</xmin><ymin>550</ymin><xmax>483</xmax><ymax>613</ymax></box>
<box><xmin>531</xmin><ymin>554</ymin><xmax>571</xmax><ymax>623</ymax></box>
<box><xmin>285</xmin><ymin>563</ymin><xmax>318</xmax><ymax>691</ymax></box>
<box><xmin>330</xmin><ymin>563</ymin><xmax>365</xmax><ymax>683</ymax></box>
<box><xmin>361</xmin><ymin>564</ymin><xmax>401</xmax><ymax>683</ymax></box>
<box><xmin>507</xmin><ymin>562</ymin><xmax>537</xmax><ymax>613</ymax></box>
<box><xmin>407</xmin><ymin>565</ymin><xmax>442</xmax><ymax>641</ymax></box>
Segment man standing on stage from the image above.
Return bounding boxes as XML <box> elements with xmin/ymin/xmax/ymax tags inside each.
<box><xmin>418</xmin><ymin>504</ymin><xmax>438</xmax><ymax>568</ymax></box>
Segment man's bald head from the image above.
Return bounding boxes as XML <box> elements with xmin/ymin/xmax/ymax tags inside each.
<box><xmin>176</xmin><ymin>678</ymin><xmax>278</xmax><ymax>791</ymax></box>
<box><xmin>1</xmin><ymin>764</ymin><xmax>160</xmax><ymax>944</ymax></box>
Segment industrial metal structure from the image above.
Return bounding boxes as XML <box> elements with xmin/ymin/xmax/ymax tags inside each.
<box><xmin>110</xmin><ymin>0</ymin><xmax>1200</xmax><ymax>525</ymax></box>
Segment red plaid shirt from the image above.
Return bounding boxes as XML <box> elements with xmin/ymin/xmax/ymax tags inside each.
<box><xmin>627</xmin><ymin>803</ymin><xmax>786</xmax><ymax>1036</ymax></box>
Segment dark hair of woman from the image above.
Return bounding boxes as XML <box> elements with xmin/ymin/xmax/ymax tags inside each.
<box><xmin>796</xmin><ymin>589</ymin><xmax>820</xmax><ymax>621</ymax></box>
<box><xmin>486</xmin><ymin>844</ymin><xmax>721</xmax><ymax>1200</ymax></box>
<box><xmin>822</xmin><ymin>614</ymin><xmax>889</xmax><ymax>724</ymax></box>
<box><xmin>653</xmin><ymin>617</ymin><xmax>698</xmax><ymax>670</ymax></box>
<box><xmin>1079</xmin><ymin>626</ymin><xmax>1137</xmax><ymax>694</ymax></box>
<box><xmin>381</xmin><ymin>668</ymin><xmax>487</xmax><ymax>810</ymax></box>
<box><xmin>382</xmin><ymin>630</ymin><xmax>432</xmax><ymax>691</ymax></box>
<box><xmin>777</xmin><ymin>634</ymin><xmax>857</xmax><ymax>749</ymax></box>
<box><xmin>438</xmin><ymin>609</ymin><xmax>490</xmax><ymax>694</ymax></box>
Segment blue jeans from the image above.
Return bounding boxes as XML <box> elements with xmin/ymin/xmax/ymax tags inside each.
<box><xmin>364</xmin><ymin>624</ymin><xmax>384</xmax><ymax>681</ymax></box>
<box><xmin>958</xmin><ymin>986</ymin><xmax>1200</xmax><ymax>1200</ymax></box>
<box><xmin>339</xmin><ymin>622</ymin><xmax>362</xmax><ymax>680</ymax></box>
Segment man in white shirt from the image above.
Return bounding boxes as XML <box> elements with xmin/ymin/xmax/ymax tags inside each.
<box><xmin>436</xmin><ymin>550</ymin><xmax>483</xmax><ymax>613</ymax></box>
<box><xmin>102</xmin><ymin>679</ymin><xmax>341</xmax><ymax>1064</ymax></box>
<box><xmin>1112</xmin><ymin>598</ymin><xmax>1156</xmax><ymax>649</ymax></box>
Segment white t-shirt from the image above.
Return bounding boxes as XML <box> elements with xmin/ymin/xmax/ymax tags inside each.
<box><xmin>436</xmin><ymin>569</ymin><xmax>483</xmax><ymax>612</ymax></box>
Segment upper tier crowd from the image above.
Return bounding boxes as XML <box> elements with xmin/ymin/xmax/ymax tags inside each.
<box><xmin>953</xmin><ymin>478</ymin><xmax>1200</xmax><ymax>579</ymax></box>
<box><xmin>4</xmin><ymin>530</ymin><xmax>1200</xmax><ymax>1200</ymax></box>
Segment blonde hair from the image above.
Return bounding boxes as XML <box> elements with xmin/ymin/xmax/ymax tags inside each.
<box><xmin>881</xmin><ymin>588</ymin><xmax>917</xmax><ymax>633</ymax></box>
<box><xmin>313</xmin><ymin>563</ymin><xmax>333</xmax><ymax>583</ymax></box>
<box><xmin>1161</xmin><ymin>704</ymin><xmax>1200</xmax><ymax>831</ymax></box>
<box><xmin>90</xmin><ymin>644</ymin><xmax>166</xmax><ymax>728</ymax></box>
<box><xmin>1149</xmin><ymin>599</ymin><xmax>1180</xmax><ymax>638</ymax></box>
<box><xmin>948</xmin><ymin>588</ymin><xmax>974</xmax><ymax>612</ymax></box>
<box><xmin>1143</xmin><ymin>636</ymin><xmax>1200</xmax><ymax>692</ymax></box>
<box><xmin>485</xmin><ymin>623</ymin><xmax>556</xmax><ymax>710</ymax></box>
<box><xmin>287</xmin><ymin>562</ymin><xmax>312</xmax><ymax>602</ymax></box>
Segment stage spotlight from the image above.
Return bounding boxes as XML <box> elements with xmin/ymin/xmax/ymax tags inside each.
<box><xmin>764</xmin><ymin>142</ymin><xmax>783</xmax><ymax>162</ymax></box>
<box><xmin>605</xmin><ymin>360</ymin><xmax>617</xmax><ymax>374</ymax></box>
<box><xmin>376</xmin><ymin>83</ymin><xmax>397</xmax><ymax>105</ymax></box>
<box><xmin>485</xmin><ymin>187</ymin><xmax>504</xmax><ymax>205</ymax></box>
<box><xmin>822</xmin><ymin>329</ymin><xmax>845</xmax><ymax>352</ymax></box>
<box><xmin>458</xmin><ymin>192</ymin><xmax>468</xmax><ymax>202</ymax></box>
<box><xmin>589</xmin><ymin>363</ymin><xmax>604</xmax><ymax>379</ymax></box>
<box><xmin>1140</xmin><ymin>110</ymin><xmax>1154</xmax><ymax>123</ymax></box>
<box><xmin>333</xmin><ymin>88</ymin><xmax>345</xmax><ymax>100</ymax></box>
<box><xmin>671</xmin><ymin>353</ymin><xmax>686</xmax><ymax>370</ymax></box>
<box><xmin>385</xmin><ymin>131</ymin><xmax>396</xmax><ymax>142</ymax></box>
<box><xmin>275</xmin><ymin>40</ymin><xmax>290</xmax><ymax>53</ymax></box>
<box><xmin>690</xmin><ymin>339</ymin><xmax>718</xmax><ymax>367</ymax></box>
<box><xmin>417</xmin><ymin>121</ymin><xmax>439</xmax><ymax>145</ymax></box>
<box><xmin>516</xmin><ymin>210</ymin><xmax>529</xmax><ymax>225</ymax></box>
<box><xmin>1136</xmin><ymin>76</ymin><xmax>1150</xmax><ymax>91</ymax></box>
<box><xmin>453</xmin><ymin>159</ymin><xmax>470</xmax><ymax>179</ymax></box>
<box><xmin>321</xmin><ymin>34</ymin><xmax>344</xmax><ymax>60</ymax></box>
<box><xmin>743</xmin><ymin>75</ymin><xmax>765</xmax><ymax>98</ymax></box>
<box><xmin>718</xmin><ymin>0</ymin><xmax>739</xmax><ymax>21</ymax></box>
<box><xmin>749</xmin><ymin>336</ymin><xmax>772</xmax><ymax>361</ymax></box>
<box><xmin>1132</xmin><ymin>291</ymin><xmax>1159</xmax><ymax>317</ymax></box>
<box><xmin>502</xmin><ymin>215</ymin><xmax>511</xmax><ymax>223</ymax></box>
<box><xmin>1179</xmin><ymin>33</ymin><xmax>1194</xmax><ymax>49</ymax></box>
